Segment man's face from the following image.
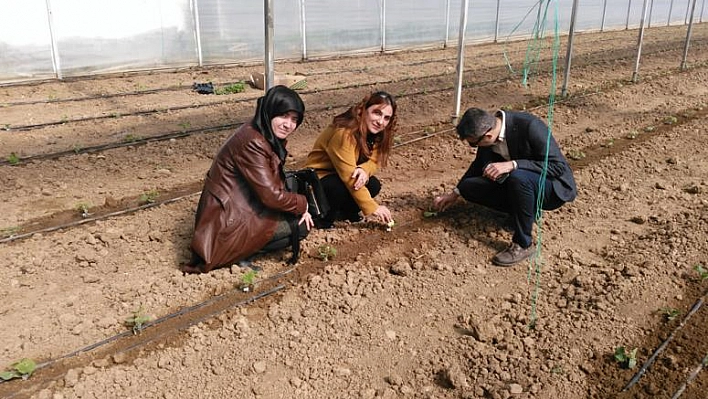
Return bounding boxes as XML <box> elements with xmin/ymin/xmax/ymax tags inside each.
<box><xmin>465</xmin><ymin>130</ymin><xmax>493</xmax><ymax>147</ymax></box>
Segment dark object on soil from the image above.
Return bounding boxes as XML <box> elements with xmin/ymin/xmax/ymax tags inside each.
<box><xmin>193</xmin><ymin>82</ymin><xmax>215</xmax><ymax>94</ymax></box>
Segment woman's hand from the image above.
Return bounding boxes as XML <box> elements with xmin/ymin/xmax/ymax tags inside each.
<box><xmin>298</xmin><ymin>211</ymin><xmax>314</xmax><ymax>231</ymax></box>
<box><xmin>351</xmin><ymin>167</ymin><xmax>369</xmax><ymax>190</ymax></box>
<box><xmin>371</xmin><ymin>205</ymin><xmax>393</xmax><ymax>224</ymax></box>
<box><xmin>433</xmin><ymin>192</ymin><xmax>459</xmax><ymax>212</ymax></box>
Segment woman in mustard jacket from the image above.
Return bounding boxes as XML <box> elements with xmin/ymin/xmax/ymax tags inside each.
<box><xmin>183</xmin><ymin>86</ymin><xmax>313</xmax><ymax>274</ymax></box>
<box><xmin>305</xmin><ymin>91</ymin><xmax>397</xmax><ymax>228</ymax></box>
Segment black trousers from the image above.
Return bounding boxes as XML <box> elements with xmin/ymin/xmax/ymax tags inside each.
<box><xmin>320</xmin><ymin>173</ymin><xmax>381</xmax><ymax>222</ymax></box>
<box><xmin>457</xmin><ymin>169</ymin><xmax>564</xmax><ymax>248</ymax></box>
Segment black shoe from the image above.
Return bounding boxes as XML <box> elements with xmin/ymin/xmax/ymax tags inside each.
<box><xmin>345</xmin><ymin>212</ymin><xmax>364</xmax><ymax>223</ymax></box>
<box><xmin>315</xmin><ymin>218</ymin><xmax>335</xmax><ymax>229</ymax></box>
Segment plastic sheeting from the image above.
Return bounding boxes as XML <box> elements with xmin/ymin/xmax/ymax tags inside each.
<box><xmin>0</xmin><ymin>0</ymin><xmax>703</xmax><ymax>83</ymax></box>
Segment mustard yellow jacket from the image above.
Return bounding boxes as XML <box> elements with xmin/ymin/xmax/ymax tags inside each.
<box><xmin>305</xmin><ymin>125</ymin><xmax>380</xmax><ymax>215</ymax></box>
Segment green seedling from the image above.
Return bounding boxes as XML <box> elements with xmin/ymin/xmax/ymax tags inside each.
<box><xmin>393</xmin><ymin>136</ymin><xmax>402</xmax><ymax>145</ymax></box>
<box><xmin>601</xmin><ymin>138</ymin><xmax>614</xmax><ymax>148</ymax></box>
<box><xmin>317</xmin><ymin>244</ymin><xmax>337</xmax><ymax>261</ymax></box>
<box><xmin>289</xmin><ymin>80</ymin><xmax>307</xmax><ymax>91</ymax></box>
<box><xmin>60</xmin><ymin>115</ymin><xmax>69</xmax><ymax>123</ymax></box>
<box><xmin>643</xmin><ymin>125</ymin><xmax>656</xmax><ymax>132</ymax></box>
<box><xmin>7</xmin><ymin>152</ymin><xmax>20</xmax><ymax>165</ymax></box>
<box><xmin>139</xmin><ymin>189</ymin><xmax>159</xmax><ymax>204</ymax></box>
<box><xmin>124</xmin><ymin>306</ymin><xmax>151</xmax><ymax>335</ymax></box>
<box><xmin>614</xmin><ymin>346</ymin><xmax>638</xmax><ymax>369</ymax></box>
<box><xmin>123</xmin><ymin>134</ymin><xmax>143</xmax><ymax>143</ymax></box>
<box><xmin>0</xmin><ymin>358</ymin><xmax>36</xmax><ymax>381</ymax></box>
<box><xmin>423</xmin><ymin>210</ymin><xmax>438</xmax><ymax>218</ymax></box>
<box><xmin>240</xmin><ymin>269</ymin><xmax>257</xmax><ymax>292</ymax></box>
<box><xmin>626</xmin><ymin>130</ymin><xmax>639</xmax><ymax>139</ymax></box>
<box><xmin>695</xmin><ymin>264</ymin><xmax>708</xmax><ymax>281</ymax></box>
<box><xmin>663</xmin><ymin>115</ymin><xmax>678</xmax><ymax>125</ymax></box>
<box><xmin>660</xmin><ymin>307</ymin><xmax>681</xmax><ymax>321</ymax></box>
<box><xmin>75</xmin><ymin>202</ymin><xmax>91</xmax><ymax>218</ymax></box>
<box><xmin>567</xmin><ymin>149</ymin><xmax>586</xmax><ymax>160</ymax></box>
<box><xmin>215</xmin><ymin>82</ymin><xmax>246</xmax><ymax>95</ymax></box>
<box><xmin>72</xmin><ymin>144</ymin><xmax>83</xmax><ymax>154</ymax></box>
<box><xmin>0</xmin><ymin>226</ymin><xmax>21</xmax><ymax>238</ymax></box>
<box><xmin>386</xmin><ymin>220</ymin><xmax>396</xmax><ymax>232</ymax></box>
<box><xmin>178</xmin><ymin>122</ymin><xmax>191</xmax><ymax>130</ymax></box>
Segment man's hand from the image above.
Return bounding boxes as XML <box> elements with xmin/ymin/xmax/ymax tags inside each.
<box><xmin>351</xmin><ymin>167</ymin><xmax>369</xmax><ymax>190</ymax></box>
<box><xmin>371</xmin><ymin>205</ymin><xmax>393</xmax><ymax>224</ymax></box>
<box><xmin>433</xmin><ymin>192</ymin><xmax>459</xmax><ymax>212</ymax></box>
<box><xmin>483</xmin><ymin>161</ymin><xmax>515</xmax><ymax>181</ymax></box>
<box><xmin>298</xmin><ymin>211</ymin><xmax>314</xmax><ymax>231</ymax></box>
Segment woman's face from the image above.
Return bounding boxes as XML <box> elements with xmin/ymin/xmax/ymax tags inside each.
<box><xmin>271</xmin><ymin>111</ymin><xmax>300</xmax><ymax>139</ymax></box>
<box><xmin>364</xmin><ymin>103</ymin><xmax>394</xmax><ymax>134</ymax></box>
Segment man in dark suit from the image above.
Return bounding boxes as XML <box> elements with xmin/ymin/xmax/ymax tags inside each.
<box><xmin>433</xmin><ymin>108</ymin><xmax>577</xmax><ymax>266</ymax></box>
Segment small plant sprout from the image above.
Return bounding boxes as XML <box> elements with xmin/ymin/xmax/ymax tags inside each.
<box><xmin>124</xmin><ymin>306</ymin><xmax>151</xmax><ymax>335</ymax></box>
<box><xmin>567</xmin><ymin>149</ymin><xmax>586</xmax><ymax>160</ymax></box>
<box><xmin>0</xmin><ymin>226</ymin><xmax>21</xmax><ymax>238</ymax></box>
<box><xmin>72</xmin><ymin>144</ymin><xmax>83</xmax><ymax>154</ymax></box>
<box><xmin>386</xmin><ymin>220</ymin><xmax>396</xmax><ymax>232</ymax></box>
<box><xmin>178</xmin><ymin>122</ymin><xmax>191</xmax><ymax>130</ymax></box>
<box><xmin>215</xmin><ymin>82</ymin><xmax>246</xmax><ymax>95</ymax></box>
<box><xmin>695</xmin><ymin>264</ymin><xmax>708</xmax><ymax>281</ymax></box>
<box><xmin>423</xmin><ymin>210</ymin><xmax>438</xmax><ymax>218</ymax></box>
<box><xmin>626</xmin><ymin>130</ymin><xmax>639</xmax><ymax>139</ymax></box>
<box><xmin>317</xmin><ymin>244</ymin><xmax>337</xmax><ymax>261</ymax></box>
<box><xmin>663</xmin><ymin>115</ymin><xmax>678</xmax><ymax>125</ymax></box>
<box><xmin>644</xmin><ymin>125</ymin><xmax>656</xmax><ymax>132</ymax></box>
<box><xmin>0</xmin><ymin>358</ymin><xmax>36</xmax><ymax>381</ymax></box>
<box><xmin>660</xmin><ymin>307</ymin><xmax>681</xmax><ymax>321</ymax></box>
<box><xmin>75</xmin><ymin>202</ymin><xmax>91</xmax><ymax>218</ymax></box>
<box><xmin>240</xmin><ymin>269</ymin><xmax>257</xmax><ymax>292</ymax></box>
<box><xmin>614</xmin><ymin>346</ymin><xmax>638</xmax><ymax>369</ymax></box>
<box><xmin>7</xmin><ymin>152</ymin><xmax>20</xmax><ymax>165</ymax></box>
<box><xmin>123</xmin><ymin>134</ymin><xmax>143</xmax><ymax>143</ymax></box>
<box><xmin>139</xmin><ymin>189</ymin><xmax>159</xmax><ymax>204</ymax></box>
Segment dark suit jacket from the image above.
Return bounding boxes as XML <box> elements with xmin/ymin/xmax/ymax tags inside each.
<box><xmin>460</xmin><ymin>111</ymin><xmax>577</xmax><ymax>202</ymax></box>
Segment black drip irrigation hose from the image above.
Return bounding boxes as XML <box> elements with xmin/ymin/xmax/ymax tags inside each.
<box><xmin>0</xmin><ymin>192</ymin><xmax>200</xmax><ymax>244</ymax></box>
<box><xmin>670</xmin><ymin>353</ymin><xmax>708</xmax><ymax>399</ymax></box>
<box><xmin>0</xmin><ymin>264</ymin><xmax>295</xmax><ymax>390</ymax></box>
<box><xmin>3</xmin><ymin>38</ymin><xmax>704</xmax><ymax>134</ymax></box>
<box><xmin>622</xmin><ymin>295</ymin><xmax>706</xmax><ymax>391</ymax></box>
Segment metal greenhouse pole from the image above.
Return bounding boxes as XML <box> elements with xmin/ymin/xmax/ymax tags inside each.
<box><xmin>626</xmin><ymin>0</ymin><xmax>633</xmax><ymax>29</ymax></box>
<box><xmin>299</xmin><ymin>0</ymin><xmax>307</xmax><ymax>60</ymax></box>
<box><xmin>381</xmin><ymin>0</ymin><xmax>387</xmax><ymax>53</ymax></box>
<box><xmin>681</xmin><ymin>0</ymin><xmax>699</xmax><ymax>70</ymax></box>
<box><xmin>668</xmin><ymin>0</ymin><xmax>675</xmax><ymax>25</ymax></box>
<box><xmin>45</xmin><ymin>0</ymin><xmax>62</xmax><ymax>79</ymax></box>
<box><xmin>561</xmin><ymin>0</ymin><xmax>580</xmax><ymax>98</ymax></box>
<box><xmin>192</xmin><ymin>0</ymin><xmax>204</xmax><ymax>66</ymax></box>
<box><xmin>445</xmin><ymin>0</ymin><xmax>451</xmax><ymax>47</ymax></box>
<box><xmin>632</xmin><ymin>0</ymin><xmax>651</xmax><ymax>83</ymax></box>
<box><xmin>452</xmin><ymin>0</ymin><xmax>470</xmax><ymax>124</ymax></box>
<box><xmin>648</xmin><ymin>0</ymin><xmax>655</xmax><ymax>27</ymax></box>
<box><xmin>264</xmin><ymin>0</ymin><xmax>275</xmax><ymax>91</ymax></box>
<box><xmin>494</xmin><ymin>0</ymin><xmax>501</xmax><ymax>42</ymax></box>
<box><xmin>601</xmin><ymin>0</ymin><xmax>608</xmax><ymax>31</ymax></box>
<box><xmin>701</xmin><ymin>0</ymin><xmax>706</xmax><ymax>22</ymax></box>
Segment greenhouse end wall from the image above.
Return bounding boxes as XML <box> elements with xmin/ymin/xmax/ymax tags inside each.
<box><xmin>0</xmin><ymin>0</ymin><xmax>704</xmax><ymax>83</ymax></box>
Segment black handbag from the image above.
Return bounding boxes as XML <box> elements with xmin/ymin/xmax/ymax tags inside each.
<box><xmin>285</xmin><ymin>168</ymin><xmax>330</xmax><ymax>219</ymax></box>
<box><xmin>282</xmin><ymin>168</ymin><xmax>330</xmax><ymax>264</ymax></box>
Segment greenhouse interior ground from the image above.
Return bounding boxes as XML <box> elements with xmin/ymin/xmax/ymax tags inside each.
<box><xmin>1</xmin><ymin>19</ymin><xmax>708</xmax><ymax>399</ymax></box>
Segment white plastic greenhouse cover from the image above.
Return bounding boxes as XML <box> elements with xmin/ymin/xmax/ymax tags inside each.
<box><xmin>0</xmin><ymin>0</ymin><xmax>704</xmax><ymax>83</ymax></box>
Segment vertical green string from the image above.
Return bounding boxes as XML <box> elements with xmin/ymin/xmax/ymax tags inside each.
<box><xmin>524</xmin><ymin>0</ymin><xmax>560</xmax><ymax>328</ymax></box>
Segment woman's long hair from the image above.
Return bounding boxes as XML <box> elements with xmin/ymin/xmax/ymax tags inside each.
<box><xmin>332</xmin><ymin>91</ymin><xmax>397</xmax><ymax>167</ymax></box>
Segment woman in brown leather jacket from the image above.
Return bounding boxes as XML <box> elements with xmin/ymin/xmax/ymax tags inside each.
<box><xmin>305</xmin><ymin>91</ymin><xmax>397</xmax><ymax>228</ymax></box>
<box><xmin>182</xmin><ymin>86</ymin><xmax>313</xmax><ymax>274</ymax></box>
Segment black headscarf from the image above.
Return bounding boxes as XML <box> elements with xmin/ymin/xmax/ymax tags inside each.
<box><xmin>252</xmin><ymin>85</ymin><xmax>305</xmax><ymax>162</ymax></box>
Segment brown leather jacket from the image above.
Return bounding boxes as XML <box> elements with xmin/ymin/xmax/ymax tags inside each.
<box><xmin>190</xmin><ymin>122</ymin><xmax>307</xmax><ymax>272</ymax></box>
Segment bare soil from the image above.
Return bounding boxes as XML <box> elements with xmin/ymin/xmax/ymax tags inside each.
<box><xmin>1</xmin><ymin>24</ymin><xmax>707</xmax><ymax>399</ymax></box>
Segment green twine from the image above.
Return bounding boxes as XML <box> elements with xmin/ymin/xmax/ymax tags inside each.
<box><xmin>521</xmin><ymin>0</ymin><xmax>561</xmax><ymax>328</ymax></box>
